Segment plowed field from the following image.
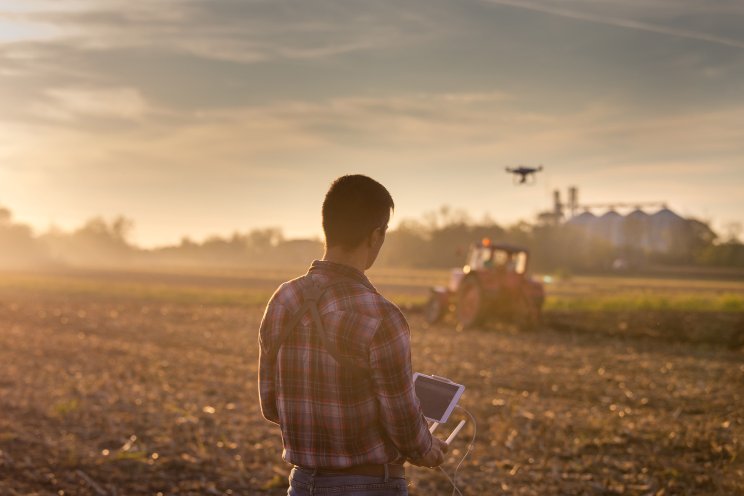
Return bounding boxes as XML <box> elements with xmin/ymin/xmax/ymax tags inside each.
<box><xmin>0</xmin><ymin>269</ymin><xmax>742</xmax><ymax>495</ymax></box>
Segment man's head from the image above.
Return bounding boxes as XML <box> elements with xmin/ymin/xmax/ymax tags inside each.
<box><xmin>322</xmin><ymin>175</ymin><xmax>394</xmax><ymax>269</ymax></box>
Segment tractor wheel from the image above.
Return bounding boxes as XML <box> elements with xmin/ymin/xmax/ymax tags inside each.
<box><xmin>456</xmin><ymin>276</ymin><xmax>485</xmax><ymax>329</ymax></box>
<box><xmin>424</xmin><ymin>292</ymin><xmax>446</xmax><ymax>325</ymax></box>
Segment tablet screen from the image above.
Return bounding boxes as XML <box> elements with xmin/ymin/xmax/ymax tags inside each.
<box><xmin>413</xmin><ymin>374</ymin><xmax>464</xmax><ymax>423</ymax></box>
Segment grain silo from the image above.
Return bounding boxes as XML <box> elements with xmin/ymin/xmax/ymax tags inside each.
<box><xmin>623</xmin><ymin>208</ymin><xmax>651</xmax><ymax>250</ymax></box>
<box><xmin>649</xmin><ymin>207</ymin><xmax>685</xmax><ymax>252</ymax></box>
<box><xmin>596</xmin><ymin>210</ymin><xmax>624</xmax><ymax>246</ymax></box>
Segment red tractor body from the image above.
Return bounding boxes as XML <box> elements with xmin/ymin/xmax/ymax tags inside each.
<box><xmin>425</xmin><ymin>239</ymin><xmax>544</xmax><ymax>329</ymax></box>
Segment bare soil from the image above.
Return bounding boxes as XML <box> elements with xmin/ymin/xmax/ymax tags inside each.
<box><xmin>0</xmin><ymin>284</ymin><xmax>742</xmax><ymax>495</ymax></box>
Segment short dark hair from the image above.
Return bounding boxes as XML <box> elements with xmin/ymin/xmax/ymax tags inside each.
<box><xmin>322</xmin><ymin>175</ymin><xmax>394</xmax><ymax>249</ymax></box>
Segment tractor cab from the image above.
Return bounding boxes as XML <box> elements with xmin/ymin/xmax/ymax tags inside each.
<box><xmin>464</xmin><ymin>239</ymin><xmax>528</xmax><ymax>275</ymax></box>
<box><xmin>448</xmin><ymin>239</ymin><xmax>530</xmax><ymax>293</ymax></box>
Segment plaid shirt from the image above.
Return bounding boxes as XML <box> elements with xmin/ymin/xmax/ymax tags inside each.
<box><xmin>258</xmin><ymin>260</ymin><xmax>433</xmax><ymax>468</ymax></box>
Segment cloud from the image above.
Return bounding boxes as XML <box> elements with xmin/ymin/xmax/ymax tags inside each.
<box><xmin>2</xmin><ymin>0</ymin><xmax>743</xmax><ymax>123</ymax></box>
<box><xmin>2</xmin><ymin>1</ymin><xmax>743</xmax><ymax>158</ymax></box>
<box><xmin>0</xmin><ymin>16</ymin><xmax>59</xmax><ymax>43</ymax></box>
<box><xmin>6</xmin><ymin>0</ymin><xmax>438</xmax><ymax>63</ymax></box>
<box><xmin>7</xmin><ymin>90</ymin><xmax>743</xmax><ymax>176</ymax></box>
<box><xmin>481</xmin><ymin>0</ymin><xmax>744</xmax><ymax>50</ymax></box>
<box><xmin>30</xmin><ymin>86</ymin><xmax>150</xmax><ymax>121</ymax></box>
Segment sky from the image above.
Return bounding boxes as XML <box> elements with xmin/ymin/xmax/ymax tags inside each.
<box><xmin>0</xmin><ymin>0</ymin><xmax>742</xmax><ymax>247</ymax></box>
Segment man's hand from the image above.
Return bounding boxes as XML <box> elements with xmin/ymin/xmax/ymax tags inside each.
<box><xmin>409</xmin><ymin>437</ymin><xmax>448</xmax><ymax>468</ymax></box>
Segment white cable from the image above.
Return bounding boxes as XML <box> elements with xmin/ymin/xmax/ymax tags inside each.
<box><xmin>438</xmin><ymin>465</ymin><xmax>464</xmax><ymax>496</ymax></box>
<box><xmin>438</xmin><ymin>405</ymin><xmax>476</xmax><ymax>496</ymax></box>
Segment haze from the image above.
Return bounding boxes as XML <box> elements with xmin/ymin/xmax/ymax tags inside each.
<box><xmin>1</xmin><ymin>0</ymin><xmax>742</xmax><ymax>247</ymax></box>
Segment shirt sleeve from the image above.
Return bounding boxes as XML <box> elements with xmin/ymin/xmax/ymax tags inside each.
<box><xmin>368</xmin><ymin>303</ymin><xmax>433</xmax><ymax>461</ymax></box>
<box><xmin>258</xmin><ymin>300</ymin><xmax>280</xmax><ymax>425</ymax></box>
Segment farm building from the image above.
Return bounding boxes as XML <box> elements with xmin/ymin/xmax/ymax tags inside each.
<box><xmin>566</xmin><ymin>207</ymin><xmax>692</xmax><ymax>253</ymax></box>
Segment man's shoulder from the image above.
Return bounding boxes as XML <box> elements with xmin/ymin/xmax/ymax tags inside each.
<box><xmin>368</xmin><ymin>293</ymin><xmax>405</xmax><ymax>320</ymax></box>
<box><xmin>259</xmin><ymin>277</ymin><xmax>305</xmax><ymax>341</ymax></box>
<box><xmin>335</xmin><ymin>286</ymin><xmax>407</xmax><ymax>333</ymax></box>
<box><xmin>269</xmin><ymin>275</ymin><xmax>306</xmax><ymax>309</ymax></box>
<box><xmin>329</xmin><ymin>279</ymin><xmax>402</xmax><ymax>318</ymax></box>
<box><xmin>269</xmin><ymin>274</ymin><xmax>403</xmax><ymax>320</ymax></box>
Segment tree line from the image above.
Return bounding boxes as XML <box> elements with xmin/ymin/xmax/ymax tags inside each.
<box><xmin>1</xmin><ymin>205</ymin><xmax>742</xmax><ymax>273</ymax></box>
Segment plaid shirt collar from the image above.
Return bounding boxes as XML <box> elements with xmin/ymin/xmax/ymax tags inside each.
<box><xmin>308</xmin><ymin>259</ymin><xmax>377</xmax><ymax>292</ymax></box>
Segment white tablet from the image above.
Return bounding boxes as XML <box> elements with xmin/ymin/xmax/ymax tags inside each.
<box><xmin>412</xmin><ymin>373</ymin><xmax>465</xmax><ymax>424</ymax></box>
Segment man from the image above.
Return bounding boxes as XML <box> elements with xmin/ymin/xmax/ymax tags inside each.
<box><xmin>258</xmin><ymin>175</ymin><xmax>447</xmax><ymax>495</ymax></box>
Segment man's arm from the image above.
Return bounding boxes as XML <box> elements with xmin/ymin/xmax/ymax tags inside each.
<box><xmin>369</xmin><ymin>304</ymin><xmax>433</xmax><ymax>462</ymax></box>
<box><xmin>257</xmin><ymin>302</ymin><xmax>280</xmax><ymax>425</ymax></box>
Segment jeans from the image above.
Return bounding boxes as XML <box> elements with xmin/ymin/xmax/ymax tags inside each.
<box><xmin>287</xmin><ymin>466</ymin><xmax>409</xmax><ymax>495</ymax></box>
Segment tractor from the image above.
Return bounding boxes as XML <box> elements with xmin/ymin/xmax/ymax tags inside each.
<box><xmin>424</xmin><ymin>239</ymin><xmax>545</xmax><ymax>329</ymax></box>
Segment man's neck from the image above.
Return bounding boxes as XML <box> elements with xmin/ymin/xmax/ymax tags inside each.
<box><xmin>322</xmin><ymin>246</ymin><xmax>367</xmax><ymax>273</ymax></box>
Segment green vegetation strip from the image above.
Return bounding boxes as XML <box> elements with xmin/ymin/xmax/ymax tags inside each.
<box><xmin>0</xmin><ymin>272</ymin><xmax>428</xmax><ymax>309</ymax></box>
<box><xmin>545</xmin><ymin>292</ymin><xmax>744</xmax><ymax>312</ymax></box>
<box><xmin>2</xmin><ymin>272</ymin><xmax>743</xmax><ymax>312</ymax></box>
<box><xmin>0</xmin><ymin>273</ymin><xmax>271</xmax><ymax>306</ymax></box>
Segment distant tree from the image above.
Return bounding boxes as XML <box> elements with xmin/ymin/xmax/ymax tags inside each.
<box><xmin>723</xmin><ymin>222</ymin><xmax>743</xmax><ymax>244</ymax></box>
<box><xmin>0</xmin><ymin>206</ymin><xmax>50</xmax><ymax>267</ymax></box>
<box><xmin>180</xmin><ymin>236</ymin><xmax>196</xmax><ymax>247</ymax></box>
<box><xmin>377</xmin><ymin>220</ymin><xmax>429</xmax><ymax>267</ymax></box>
<box><xmin>0</xmin><ymin>207</ymin><xmax>11</xmax><ymax>224</ymax></box>
<box><xmin>40</xmin><ymin>215</ymin><xmax>136</xmax><ymax>267</ymax></box>
<box><xmin>246</xmin><ymin>228</ymin><xmax>284</xmax><ymax>254</ymax></box>
<box><xmin>653</xmin><ymin>218</ymin><xmax>717</xmax><ymax>265</ymax></box>
<box><xmin>529</xmin><ymin>224</ymin><xmax>615</xmax><ymax>272</ymax></box>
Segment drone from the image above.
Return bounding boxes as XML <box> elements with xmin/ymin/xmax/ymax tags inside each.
<box><xmin>505</xmin><ymin>165</ymin><xmax>543</xmax><ymax>185</ymax></box>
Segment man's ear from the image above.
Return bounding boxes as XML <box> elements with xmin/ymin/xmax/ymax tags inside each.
<box><xmin>367</xmin><ymin>227</ymin><xmax>382</xmax><ymax>247</ymax></box>
<box><xmin>366</xmin><ymin>229</ymin><xmax>377</xmax><ymax>248</ymax></box>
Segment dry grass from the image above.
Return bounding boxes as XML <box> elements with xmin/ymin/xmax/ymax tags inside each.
<box><xmin>0</xmin><ymin>269</ymin><xmax>742</xmax><ymax>495</ymax></box>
